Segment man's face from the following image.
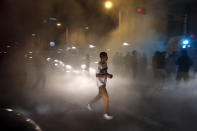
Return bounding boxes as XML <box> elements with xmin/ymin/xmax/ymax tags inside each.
<box><xmin>101</xmin><ymin>56</ymin><xmax>108</xmax><ymax>62</ymax></box>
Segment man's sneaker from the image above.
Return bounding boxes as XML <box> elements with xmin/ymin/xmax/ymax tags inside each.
<box><xmin>87</xmin><ymin>104</ymin><xmax>93</xmax><ymax>111</ymax></box>
<box><xmin>103</xmin><ymin>113</ymin><xmax>113</xmax><ymax>120</ymax></box>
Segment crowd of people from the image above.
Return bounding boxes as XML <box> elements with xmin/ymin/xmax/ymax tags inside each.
<box><xmin>112</xmin><ymin>49</ymin><xmax>194</xmax><ymax>86</ymax></box>
<box><xmin>112</xmin><ymin>50</ymin><xmax>148</xmax><ymax>78</ymax></box>
<box><xmin>29</xmin><ymin>48</ymin><xmax>195</xmax><ymax>89</ymax></box>
<box><xmin>152</xmin><ymin>50</ymin><xmax>193</xmax><ymax>85</ymax></box>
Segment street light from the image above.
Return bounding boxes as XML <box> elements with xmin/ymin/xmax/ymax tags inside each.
<box><xmin>71</xmin><ymin>46</ymin><xmax>77</xmax><ymax>50</ymax></box>
<box><xmin>104</xmin><ymin>1</ymin><xmax>113</xmax><ymax>9</ymax></box>
<box><xmin>123</xmin><ymin>42</ymin><xmax>129</xmax><ymax>46</ymax></box>
<box><xmin>104</xmin><ymin>1</ymin><xmax>122</xmax><ymax>42</ymax></box>
<box><xmin>85</xmin><ymin>26</ymin><xmax>89</xmax><ymax>30</ymax></box>
<box><xmin>89</xmin><ymin>45</ymin><xmax>95</xmax><ymax>49</ymax></box>
<box><xmin>104</xmin><ymin>1</ymin><xmax>122</xmax><ymax>43</ymax></box>
<box><xmin>56</xmin><ymin>22</ymin><xmax>62</xmax><ymax>27</ymax></box>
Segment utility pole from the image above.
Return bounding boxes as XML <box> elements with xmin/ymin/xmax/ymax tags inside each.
<box><xmin>183</xmin><ymin>5</ymin><xmax>191</xmax><ymax>35</ymax></box>
<box><xmin>183</xmin><ymin>14</ymin><xmax>188</xmax><ymax>35</ymax></box>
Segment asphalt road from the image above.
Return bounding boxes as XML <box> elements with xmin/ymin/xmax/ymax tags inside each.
<box><xmin>1</xmin><ymin>58</ymin><xmax>197</xmax><ymax>131</ymax></box>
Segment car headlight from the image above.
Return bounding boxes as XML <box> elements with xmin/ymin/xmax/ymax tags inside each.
<box><xmin>46</xmin><ymin>58</ymin><xmax>51</xmax><ymax>62</ymax></box>
<box><xmin>66</xmin><ymin>65</ymin><xmax>72</xmax><ymax>70</ymax></box>
<box><xmin>59</xmin><ymin>61</ymin><xmax>65</xmax><ymax>67</ymax></box>
<box><xmin>54</xmin><ymin>59</ymin><xmax>58</xmax><ymax>62</ymax></box>
<box><xmin>81</xmin><ymin>64</ymin><xmax>87</xmax><ymax>70</ymax></box>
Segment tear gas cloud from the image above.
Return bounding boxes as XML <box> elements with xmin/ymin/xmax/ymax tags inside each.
<box><xmin>1</xmin><ymin>0</ymin><xmax>197</xmax><ymax>108</ymax></box>
<box><xmin>1</xmin><ymin>0</ymin><xmax>197</xmax><ymax>130</ymax></box>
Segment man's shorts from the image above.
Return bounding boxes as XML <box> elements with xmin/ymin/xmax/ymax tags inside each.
<box><xmin>96</xmin><ymin>77</ymin><xmax>107</xmax><ymax>87</ymax></box>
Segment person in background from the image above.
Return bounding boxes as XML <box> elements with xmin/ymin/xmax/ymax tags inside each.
<box><xmin>157</xmin><ymin>52</ymin><xmax>167</xmax><ymax>78</ymax></box>
<box><xmin>176</xmin><ymin>50</ymin><xmax>193</xmax><ymax>85</ymax></box>
<box><xmin>32</xmin><ymin>51</ymin><xmax>46</xmax><ymax>89</ymax></box>
<box><xmin>85</xmin><ymin>54</ymin><xmax>90</xmax><ymax>73</ymax></box>
<box><xmin>112</xmin><ymin>52</ymin><xmax>119</xmax><ymax>73</ymax></box>
<box><xmin>124</xmin><ymin>52</ymin><xmax>132</xmax><ymax>75</ymax></box>
<box><xmin>139</xmin><ymin>53</ymin><xmax>148</xmax><ymax>75</ymax></box>
<box><xmin>154</xmin><ymin>51</ymin><xmax>167</xmax><ymax>87</ymax></box>
<box><xmin>152</xmin><ymin>51</ymin><xmax>160</xmax><ymax>77</ymax></box>
<box><xmin>131</xmin><ymin>50</ymin><xmax>138</xmax><ymax>78</ymax></box>
<box><xmin>166</xmin><ymin>51</ymin><xmax>177</xmax><ymax>77</ymax></box>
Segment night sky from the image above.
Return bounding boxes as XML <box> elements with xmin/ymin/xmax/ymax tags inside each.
<box><xmin>0</xmin><ymin>0</ymin><xmax>196</xmax><ymax>43</ymax></box>
<box><xmin>0</xmin><ymin>0</ymin><xmax>117</xmax><ymax>43</ymax></box>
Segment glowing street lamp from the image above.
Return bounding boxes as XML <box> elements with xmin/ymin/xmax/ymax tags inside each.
<box><xmin>89</xmin><ymin>45</ymin><xmax>95</xmax><ymax>48</ymax></box>
<box><xmin>123</xmin><ymin>42</ymin><xmax>129</xmax><ymax>46</ymax></box>
<box><xmin>71</xmin><ymin>46</ymin><xmax>77</xmax><ymax>50</ymax></box>
<box><xmin>66</xmin><ymin>65</ymin><xmax>72</xmax><ymax>70</ymax></box>
<box><xmin>56</xmin><ymin>22</ymin><xmax>62</xmax><ymax>27</ymax></box>
<box><xmin>81</xmin><ymin>64</ymin><xmax>87</xmax><ymax>70</ymax></box>
<box><xmin>85</xmin><ymin>26</ymin><xmax>89</xmax><ymax>30</ymax></box>
<box><xmin>105</xmin><ymin>1</ymin><xmax>113</xmax><ymax>9</ymax></box>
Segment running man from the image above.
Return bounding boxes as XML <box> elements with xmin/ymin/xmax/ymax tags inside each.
<box><xmin>87</xmin><ymin>52</ymin><xmax>113</xmax><ymax>120</ymax></box>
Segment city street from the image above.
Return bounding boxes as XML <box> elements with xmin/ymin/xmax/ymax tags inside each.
<box><xmin>1</xmin><ymin>64</ymin><xmax>197</xmax><ymax>131</ymax></box>
<box><xmin>1</xmin><ymin>0</ymin><xmax>197</xmax><ymax>130</ymax></box>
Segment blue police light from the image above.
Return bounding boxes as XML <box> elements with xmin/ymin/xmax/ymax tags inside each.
<box><xmin>182</xmin><ymin>45</ymin><xmax>186</xmax><ymax>49</ymax></box>
<box><xmin>182</xmin><ymin>39</ymin><xmax>190</xmax><ymax>45</ymax></box>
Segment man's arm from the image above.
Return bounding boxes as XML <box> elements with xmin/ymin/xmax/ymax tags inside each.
<box><xmin>96</xmin><ymin>73</ymin><xmax>112</xmax><ymax>78</ymax></box>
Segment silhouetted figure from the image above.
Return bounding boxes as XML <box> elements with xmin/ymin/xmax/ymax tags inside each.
<box><xmin>117</xmin><ymin>53</ymin><xmax>124</xmax><ymax>75</ymax></box>
<box><xmin>32</xmin><ymin>51</ymin><xmax>46</xmax><ymax>88</ymax></box>
<box><xmin>166</xmin><ymin>51</ymin><xmax>177</xmax><ymax>77</ymax></box>
<box><xmin>157</xmin><ymin>51</ymin><xmax>167</xmax><ymax>79</ymax></box>
<box><xmin>139</xmin><ymin>53</ymin><xmax>148</xmax><ymax>74</ymax></box>
<box><xmin>152</xmin><ymin>51</ymin><xmax>160</xmax><ymax>77</ymax></box>
<box><xmin>124</xmin><ymin>52</ymin><xmax>132</xmax><ymax>74</ymax></box>
<box><xmin>112</xmin><ymin>52</ymin><xmax>119</xmax><ymax>73</ymax></box>
<box><xmin>154</xmin><ymin>51</ymin><xmax>167</xmax><ymax>87</ymax></box>
<box><xmin>176</xmin><ymin>50</ymin><xmax>193</xmax><ymax>83</ymax></box>
<box><xmin>86</xmin><ymin>54</ymin><xmax>90</xmax><ymax>73</ymax></box>
<box><xmin>131</xmin><ymin>50</ymin><xmax>138</xmax><ymax>78</ymax></box>
<box><xmin>192</xmin><ymin>52</ymin><xmax>197</xmax><ymax>73</ymax></box>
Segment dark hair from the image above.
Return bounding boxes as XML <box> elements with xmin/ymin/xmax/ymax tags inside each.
<box><xmin>100</xmin><ymin>52</ymin><xmax>107</xmax><ymax>58</ymax></box>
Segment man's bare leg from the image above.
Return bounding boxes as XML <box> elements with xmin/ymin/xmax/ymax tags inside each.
<box><xmin>88</xmin><ymin>86</ymin><xmax>102</xmax><ymax>111</ymax></box>
<box><xmin>99</xmin><ymin>85</ymin><xmax>109</xmax><ymax>114</ymax></box>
